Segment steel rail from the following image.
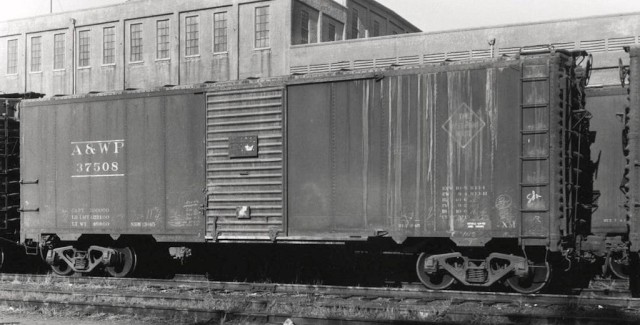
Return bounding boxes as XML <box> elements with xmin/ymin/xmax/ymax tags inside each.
<box><xmin>0</xmin><ymin>274</ymin><xmax>636</xmax><ymax>324</ymax></box>
<box><xmin>0</xmin><ymin>273</ymin><xmax>635</xmax><ymax>309</ymax></box>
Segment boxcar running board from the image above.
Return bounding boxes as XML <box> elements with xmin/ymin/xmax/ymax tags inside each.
<box><xmin>420</xmin><ymin>252</ymin><xmax>528</xmax><ymax>287</ymax></box>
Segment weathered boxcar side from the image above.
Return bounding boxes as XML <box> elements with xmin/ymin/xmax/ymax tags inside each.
<box><xmin>20</xmin><ymin>50</ymin><xmax>591</xmax><ymax>293</ymax></box>
<box><xmin>206</xmin><ymin>50</ymin><xmax>592</xmax><ymax>292</ymax></box>
<box><xmin>20</xmin><ymin>89</ymin><xmax>206</xmax><ymax>276</ymax></box>
<box><xmin>585</xmin><ymin>86</ymin><xmax>630</xmax><ymax>279</ymax></box>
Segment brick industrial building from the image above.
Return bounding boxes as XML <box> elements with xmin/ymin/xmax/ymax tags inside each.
<box><xmin>0</xmin><ymin>0</ymin><xmax>418</xmax><ymax>96</ymax></box>
<box><xmin>2</xmin><ymin>2</ymin><xmax>640</xmax><ymax>96</ymax></box>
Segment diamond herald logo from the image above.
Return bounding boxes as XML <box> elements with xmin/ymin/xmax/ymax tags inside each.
<box><xmin>442</xmin><ymin>103</ymin><xmax>486</xmax><ymax>148</ymax></box>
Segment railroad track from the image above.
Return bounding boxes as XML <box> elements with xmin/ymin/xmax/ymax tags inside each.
<box><xmin>0</xmin><ymin>273</ymin><xmax>636</xmax><ymax>324</ymax></box>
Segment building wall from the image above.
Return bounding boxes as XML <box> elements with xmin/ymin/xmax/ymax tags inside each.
<box><xmin>292</xmin><ymin>0</ymin><xmax>348</xmax><ymax>45</ymax></box>
<box><xmin>123</xmin><ymin>14</ymin><xmax>175</xmax><ymax>90</ymax></box>
<box><xmin>291</xmin><ymin>0</ymin><xmax>418</xmax><ymax>45</ymax></box>
<box><xmin>0</xmin><ymin>34</ymin><xmax>25</xmax><ymax>93</ymax></box>
<box><xmin>290</xmin><ymin>12</ymin><xmax>640</xmax><ymax>86</ymax></box>
<box><xmin>345</xmin><ymin>0</ymin><xmax>419</xmax><ymax>40</ymax></box>
<box><xmin>74</xmin><ymin>22</ymin><xmax>124</xmax><ymax>94</ymax></box>
<box><xmin>0</xmin><ymin>0</ymin><xmax>292</xmax><ymax>96</ymax></box>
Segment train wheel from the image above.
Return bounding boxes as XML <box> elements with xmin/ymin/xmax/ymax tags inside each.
<box><xmin>105</xmin><ymin>247</ymin><xmax>137</xmax><ymax>278</ymax></box>
<box><xmin>51</xmin><ymin>262</ymin><xmax>74</xmax><ymax>276</ymax></box>
<box><xmin>607</xmin><ymin>251</ymin><xmax>630</xmax><ymax>280</ymax></box>
<box><xmin>415</xmin><ymin>252</ymin><xmax>455</xmax><ymax>290</ymax></box>
<box><xmin>506</xmin><ymin>261</ymin><xmax>551</xmax><ymax>294</ymax></box>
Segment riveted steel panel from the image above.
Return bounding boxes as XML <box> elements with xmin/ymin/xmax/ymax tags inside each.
<box><xmin>205</xmin><ymin>87</ymin><xmax>284</xmax><ymax>241</ymax></box>
<box><xmin>20</xmin><ymin>90</ymin><xmax>206</xmax><ymax>242</ymax></box>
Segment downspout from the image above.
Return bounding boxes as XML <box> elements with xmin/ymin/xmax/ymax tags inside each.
<box><xmin>70</xmin><ymin>18</ymin><xmax>76</xmax><ymax>94</ymax></box>
<box><xmin>123</xmin><ymin>19</ymin><xmax>126</xmax><ymax>89</ymax></box>
<box><xmin>177</xmin><ymin>13</ymin><xmax>181</xmax><ymax>85</ymax></box>
<box><xmin>236</xmin><ymin>4</ymin><xmax>241</xmax><ymax>80</ymax></box>
<box><xmin>23</xmin><ymin>33</ymin><xmax>27</xmax><ymax>93</ymax></box>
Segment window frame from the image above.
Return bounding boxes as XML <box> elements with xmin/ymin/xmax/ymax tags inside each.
<box><xmin>351</xmin><ymin>8</ymin><xmax>359</xmax><ymax>39</ymax></box>
<box><xmin>53</xmin><ymin>33</ymin><xmax>65</xmax><ymax>71</ymax></box>
<box><xmin>6</xmin><ymin>39</ymin><xmax>17</xmax><ymax>75</ymax></box>
<box><xmin>156</xmin><ymin>19</ymin><xmax>170</xmax><ymax>60</ymax></box>
<box><xmin>185</xmin><ymin>15</ymin><xmax>200</xmax><ymax>57</ymax></box>
<box><xmin>300</xmin><ymin>10</ymin><xmax>309</xmax><ymax>44</ymax></box>
<box><xmin>213</xmin><ymin>11</ymin><xmax>228</xmax><ymax>54</ymax></box>
<box><xmin>102</xmin><ymin>26</ymin><xmax>116</xmax><ymax>65</ymax></box>
<box><xmin>30</xmin><ymin>36</ymin><xmax>42</xmax><ymax>73</ymax></box>
<box><xmin>129</xmin><ymin>23</ymin><xmax>143</xmax><ymax>63</ymax></box>
<box><xmin>78</xmin><ymin>30</ymin><xmax>91</xmax><ymax>68</ymax></box>
<box><xmin>254</xmin><ymin>6</ymin><xmax>270</xmax><ymax>49</ymax></box>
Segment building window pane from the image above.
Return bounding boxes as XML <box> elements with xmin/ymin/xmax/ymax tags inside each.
<box><xmin>103</xmin><ymin>27</ymin><xmax>115</xmax><ymax>64</ymax></box>
<box><xmin>54</xmin><ymin>33</ymin><xmax>65</xmax><ymax>70</ymax></box>
<box><xmin>156</xmin><ymin>20</ymin><xmax>170</xmax><ymax>59</ymax></box>
<box><xmin>373</xmin><ymin>21</ymin><xmax>380</xmax><ymax>37</ymax></box>
<box><xmin>6</xmin><ymin>39</ymin><xmax>17</xmax><ymax>74</ymax></box>
<box><xmin>255</xmin><ymin>6</ymin><xmax>269</xmax><ymax>48</ymax></box>
<box><xmin>130</xmin><ymin>23</ymin><xmax>143</xmax><ymax>62</ymax></box>
<box><xmin>185</xmin><ymin>16</ymin><xmax>199</xmax><ymax>56</ymax></box>
<box><xmin>30</xmin><ymin>36</ymin><xmax>42</xmax><ymax>72</ymax></box>
<box><xmin>328</xmin><ymin>23</ymin><xmax>336</xmax><ymax>42</ymax></box>
<box><xmin>78</xmin><ymin>30</ymin><xmax>90</xmax><ymax>67</ymax></box>
<box><xmin>300</xmin><ymin>10</ymin><xmax>309</xmax><ymax>44</ymax></box>
<box><xmin>214</xmin><ymin>12</ymin><xmax>228</xmax><ymax>53</ymax></box>
<box><xmin>351</xmin><ymin>9</ymin><xmax>359</xmax><ymax>39</ymax></box>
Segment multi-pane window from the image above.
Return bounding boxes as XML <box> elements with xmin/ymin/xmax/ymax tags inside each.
<box><xmin>327</xmin><ymin>23</ymin><xmax>336</xmax><ymax>42</ymax></box>
<box><xmin>373</xmin><ymin>21</ymin><xmax>380</xmax><ymax>37</ymax></box>
<box><xmin>78</xmin><ymin>30</ymin><xmax>90</xmax><ymax>67</ymax></box>
<box><xmin>156</xmin><ymin>20</ymin><xmax>170</xmax><ymax>59</ymax></box>
<box><xmin>6</xmin><ymin>39</ymin><xmax>17</xmax><ymax>74</ymax></box>
<box><xmin>300</xmin><ymin>10</ymin><xmax>309</xmax><ymax>44</ymax></box>
<box><xmin>351</xmin><ymin>9</ymin><xmax>359</xmax><ymax>39</ymax></box>
<box><xmin>255</xmin><ymin>6</ymin><xmax>269</xmax><ymax>48</ymax></box>
<box><xmin>54</xmin><ymin>33</ymin><xmax>65</xmax><ymax>70</ymax></box>
<box><xmin>213</xmin><ymin>12</ymin><xmax>228</xmax><ymax>53</ymax></box>
<box><xmin>103</xmin><ymin>27</ymin><xmax>115</xmax><ymax>64</ymax></box>
<box><xmin>30</xmin><ymin>37</ymin><xmax>42</xmax><ymax>72</ymax></box>
<box><xmin>130</xmin><ymin>23</ymin><xmax>143</xmax><ymax>62</ymax></box>
<box><xmin>185</xmin><ymin>16</ymin><xmax>199</xmax><ymax>56</ymax></box>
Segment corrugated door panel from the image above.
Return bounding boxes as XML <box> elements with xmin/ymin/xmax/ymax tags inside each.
<box><xmin>206</xmin><ymin>87</ymin><xmax>284</xmax><ymax>241</ymax></box>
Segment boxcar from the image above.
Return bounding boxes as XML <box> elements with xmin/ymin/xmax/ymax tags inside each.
<box><xmin>20</xmin><ymin>50</ymin><xmax>592</xmax><ymax>293</ymax></box>
<box><xmin>625</xmin><ymin>46</ymin><xmax>640</xmax><ymax>296</ymax></box>
<box><xmin>0</xmin><ymin>92</ymin><xmax>43</xmax><ymax>271</ymax></box>
<box><xmin>586</xmin><ymin>86</ymin><xmax>630</xmax><ymax>279</ymax></box>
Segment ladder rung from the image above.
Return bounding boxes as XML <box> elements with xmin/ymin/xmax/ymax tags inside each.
<box><xmin>521</xmin><ymin>156</ymin><xmax>549</xmax><ymax>161</ymax></box>
<box><xmin>520</xmin><ymin>183</ymin><xmax>549</xmax><ymax>187</ymax></box>
<box><xmin>521</xmin><ymin>103</ymin><xmax>549</xmax><ymax>109</ymax></box>
<box><xmin>521</xmin><ymin>129</ymin><xmax>549</xmax><ymax>135</ymax></box>
<box><xmin>522</xmin><ymin>77</ymin><xmax>549</xmax><ymax>82</ymax></box>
